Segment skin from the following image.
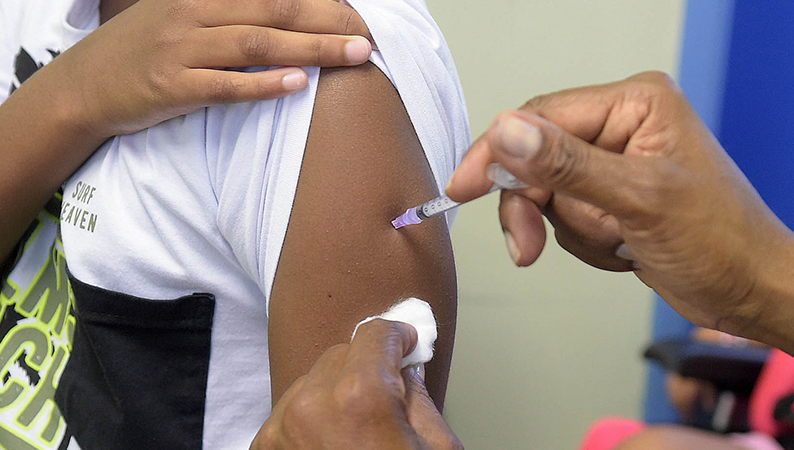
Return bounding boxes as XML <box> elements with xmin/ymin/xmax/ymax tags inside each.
<box><xmin>252</xmin><ymin>320</ymin><xmax>461</xmax><ymax>449</ymax></box>
<box><xmin>43</xmin><ymin>0</ymin><xmax>456</xmax><ymax>443</ymax></box>
<box><xmin>447</xmin><ymin>71</ymin><xmax>794</xmax><ymax>355</ymax></box>
<box><xmin>268</xmin><ymin>62</ymin><xmax>458</xmax><ymax>412</ymax></box>
<box><xmin>261</xmin><ymin>71</ymin><xmax>794</xmax><ymax>447</ymax></box>
<box><xmin>0</xmin><ymin>0</ymin><xmax>373</xmax><ymax>268</ymax></box>
<box><xmin>3</xmin><ymin>0</ymin><xmax>456</xmax><ymax>446</ymax></box>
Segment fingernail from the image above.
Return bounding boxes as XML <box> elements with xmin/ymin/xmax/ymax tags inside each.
<box><xmin>486</xmin><ymin>163</ymin><xmax>529</xmax><ymax>190</ymax></box>
<box><xmin>415</xmin><ymin>364</ymin><xmax>425</xmax><ymax>380</ymax></box>
<box><xmin>345</xmin><ymin>37</ymin><xmax>371</xmax><ymax>64</ymax></box>
<box><xmin>498</xmin><ymin>116</ymin><xmax>542</xmax><ymax>160</ymax></box>
<box><xmin>504</xmin><ymin>230</ymin><xmax>521</xmax><ymax>265</ymax></box>
<box><xmin>406</xmin><ymin>366</ymin><xmax>420</xmax><ymax>382</ymax></box>
<box><xmin>615</xmin><ymin>243</ymin><xmax>634</xmax><ymax>261</ymax></box>
<box><xmin>282</xmin><ymin>70</ymin><xmax>307</xmax><ymax>91</ymax></box>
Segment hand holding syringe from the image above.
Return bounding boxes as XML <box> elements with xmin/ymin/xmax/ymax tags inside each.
<box><xmin>392</xmin><ymin>163</ymin><xmax>528</xmax><ymax>229</ymax></box>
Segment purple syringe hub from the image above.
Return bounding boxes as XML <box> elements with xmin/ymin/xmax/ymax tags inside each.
<box><xmin>391</xmin><ymin>207</ymin><xmax>422</xmax><ymax>229</ymax></box>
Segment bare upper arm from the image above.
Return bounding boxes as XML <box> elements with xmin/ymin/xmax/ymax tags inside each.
<box><xmin>268</xmin><ymin>62</ymin><xmax>457</xmax><ymax>410</ymax></box>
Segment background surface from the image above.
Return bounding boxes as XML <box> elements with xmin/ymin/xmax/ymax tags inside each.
<box><xmin>428</xmin><ymin>1</ymin><xmax>687</xmax><ymax>448</ymax></box>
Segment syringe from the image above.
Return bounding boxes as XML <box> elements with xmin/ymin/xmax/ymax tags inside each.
<box><xmin>392</xmin><ymin>163</ymin><xmax>528</xmax><ymax>229</ymax></box>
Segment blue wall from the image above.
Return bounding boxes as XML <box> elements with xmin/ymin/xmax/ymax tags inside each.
<box><xmin>644</xmin><ymin>0</ymin><xmax>735</xmax><ymax>423</ymax></box>
<box><xmin>645</xmin><ymin>0</ymin><xmax>794</xmax><ymax>422</ymax></box>
<box><xmin>720</xmin><ymin>1</ymin><xmax>794</xmax><ymax>229</ymax></box>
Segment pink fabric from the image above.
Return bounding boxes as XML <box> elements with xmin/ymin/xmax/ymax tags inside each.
<box><xmin>750</xmin><ymin>349</ymin><xmax>794</xmax><ymax>437</ymax></box>
<box><xmin>729</xmin><ymin>432</ymin><xmax>785</xmax><ymax>450</ymax></box>
<box><xmin>578</xmin><ymin>418</ymin><xmax>646</xmax><ymax>450</ymax></box>
<box><xmin>578</xmin><ymin>348</ymin><xmax>794</xmax><ymax>450</ymax></box>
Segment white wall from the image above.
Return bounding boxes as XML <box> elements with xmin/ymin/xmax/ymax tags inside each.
<box><xmin>427</xmin><ymin>1</ymin><xmax>687</xmax><ymax>448</ymax></box>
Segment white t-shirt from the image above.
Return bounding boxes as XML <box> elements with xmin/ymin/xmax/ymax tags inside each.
<box><xmin>55</xmin><ymin>0</ymin><xmax>470</xmax><ymax>449</ymax></box>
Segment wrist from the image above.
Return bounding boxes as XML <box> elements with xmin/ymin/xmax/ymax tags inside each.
<box><xmin>50</xmin><ymin>54</ymin><xmax>117</xmax><ymax>141</ymax></box>
<box><xmin>18</xmin><ymin>41</ymin><xmax>119</xmax><ymax>141</ymax></box>
<box><xmin>1</xmin><ymin>61</ymin><xmax>108</xmax><ymax>147</ymax></box>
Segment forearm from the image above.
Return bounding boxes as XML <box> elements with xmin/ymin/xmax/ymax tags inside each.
<box><xmin>0</xmin><ymin>57</ymin><xmax>107</xmax><ymax>263</ymax></box>
<box><xmin>731</xmin><ymin>226</ymin><xmax>794</xmax><ymax>355</ymax></box>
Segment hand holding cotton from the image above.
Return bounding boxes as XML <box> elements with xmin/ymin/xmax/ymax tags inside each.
<box><xmin>352</xmin><ymin>298</ymin><xmax>438</xmax><ymax>368</ymax></box>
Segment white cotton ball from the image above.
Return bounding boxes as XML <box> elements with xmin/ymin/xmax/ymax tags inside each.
<box><xmin>352</xmin><ymin>298</ymin><xmax>438</xmax><ymax>368</ymax></box>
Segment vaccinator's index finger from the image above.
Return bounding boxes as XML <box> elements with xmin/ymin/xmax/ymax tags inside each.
<box><xmin>445</xmin><ymin>134</ymin><xmax>497</xmax><ymax>203</ymax></box>
<box><xmin>519</xmin><ymin>72</ymin><xmax>683</xmax><ymax>154</ymax></box>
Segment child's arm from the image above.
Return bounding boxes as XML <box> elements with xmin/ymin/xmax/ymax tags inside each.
<box><xmin>268</xmin><ymin>62</ymin><xmax>457</xmax><ymax>411</ymax></box>
<box><xmin>0</xmin><ymin>0</ymin><xmax>372</xmax><ymax>266</ymax></box>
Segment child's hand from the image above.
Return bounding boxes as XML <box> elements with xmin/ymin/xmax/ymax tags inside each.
<box><xmin>49</xmin><ymin>0</ymin><xmax>373</xmax><ymax>136</ymax></box>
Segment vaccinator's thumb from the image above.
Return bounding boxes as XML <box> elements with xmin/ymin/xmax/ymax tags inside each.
<box><xmin>489</xmin><ymin>112</ymin><xmax>636</xmax><ymax>215</ymax></box>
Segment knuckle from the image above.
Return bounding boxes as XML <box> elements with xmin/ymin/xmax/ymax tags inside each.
<box><xmin>241</xmin><ymin>29</ymin><xmax>273</xmax><ymax>62</ymax></box>
<box><xmin>540</xmin><ymin>129</ymin><xmax>589</xmax><ymax>188</ymax></box>
<box><xmin>322</xmin><ymin>343</ymin><xmax>350</xmax><ymax>360</ymax></box>
<box><xmin>334</xmin><ymin>372</ymin><xmax>390</xmax><ymax>416</ymax></box>
<box><xmin>629</xmin><ymin>165</ymin><xmax>660</xmax><ymax>208</ymax></box>
<box><xmin>147</xmin><ymin>69</ymin><xmax>173</xmax><ymax>97</ymax></box>
<box><xmin>355</xmin><ymin>319</ymin><xmax>409</xmax><ymax>349</ymax></box>
<box><xmin>632</xmin><ymin>161</ymin><xmax>669</xmax><ymax>196</ymax></box>
<box><xmin>642</xmin><ymin>70</ymin><xmax>678</xmax><ymax>89</ymax></box>
<box><xmin>281</xmin><ymin>393</ymin><xmax>317</xmax><ymax>434</ymax></box>
<box><xmin>167</xmin><ymin>0</ymin><xmax>201</xmax><ymax>21</ymax></box>
<box><xmin>334</xmin><ymin>373</ymin><xmax>369</xmax><ymax>409</ymax></box>
<box><xmin>271</xmin><ymin>0</ymin><xmax>301</xmax><ymax>27</ymax></box>
<box><xmin>207</xmin><ymin>76</ymin><xmax>238</xmax><ymax>102</ymax></box>
<box><xmin>521</xmin><ymin>90</ymin><xmax>583</xmax><ymax>116</ymax></box>
<box><xmin>338</xmin><ymin>8</ymin><xmax>357</xmax><ymax>35</ymax></box>
<box><xmin>629</xmin><ymin>70</ymin><xmax>683</xmax><ymax>100</ymax></box>
<box><xmin>520</xmin><ymin>95</ymin><xmax>547</xmax><ymax>114</ymax></box>
<box><xmin>628</xmin><ymin>159</ymin><xmax>682</xmax><ymax>218</ymax></box>
<box><xmin>251</xmin><ymin>422</ymin><xmax>279</xmax><ymax>449</ymax></box>
<box><xmin>356</xmin><ymin>318</ymin><xmax>391</xmax><ymax>339</ymax></box>
<box><xmin>309</xmin><ymin>38</ymin><xmax>325</xmax><ymax>65</ymax></box>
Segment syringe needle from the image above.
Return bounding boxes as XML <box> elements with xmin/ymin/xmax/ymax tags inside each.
<box><xmin>391</xmin><ymin>163</ymin><xmax>527</xmax><ymax>230</ymax></box>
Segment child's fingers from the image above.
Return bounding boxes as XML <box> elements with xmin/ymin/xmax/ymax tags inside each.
<box><xmin>200</xmin><ymin>0</ymin><xmax>373</xmax><ymax>41</ymax></box>
<box><xmin>187</xmin><ymin>67</ymin><xmax>309</xmax><ymax>105</ymax></box>
<box><xmin>185</xmin><ymin>26</ymin><xmax>371</xmax><ymax>68</ymax></box>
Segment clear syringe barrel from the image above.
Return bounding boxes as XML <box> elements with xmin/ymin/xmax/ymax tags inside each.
<box><xmin>391</xmin><ymin>163</ymin><xmax>527</xmax><ymax>230</ymax></box>
<box><xmin>390</xmin><ymin>195</ymin><xmax>459</xmax><ymax>229</ymax></box>
<box><xmin>416</xmin><ymin>194</ymin><xmax>460</xmax><ymax>220</ymax></box>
